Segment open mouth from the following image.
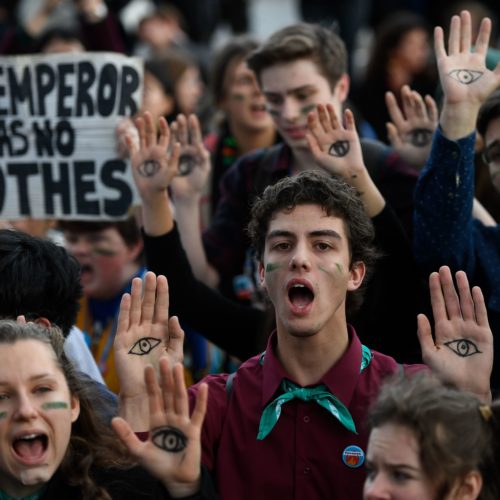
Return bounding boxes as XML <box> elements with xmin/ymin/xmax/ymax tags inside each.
<box><xmin>250</xmin><ymin>103</ymin><xmax>267</xmax><ymax>113</ymax></box>
<box><xmin>12</xmin><ymin>433</ymin><xmax>48</xmax><ymax>464</ymax></box>
<box><xmin>288</xmin><ymin>283</ymin><xmax>314</xmax><ymax>309</ymax></box>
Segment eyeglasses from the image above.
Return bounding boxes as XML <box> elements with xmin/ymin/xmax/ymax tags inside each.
<box><xmin>482</xmin><ymin>140</ymin><xmax>500</xmax><ymax>166</ymax></box>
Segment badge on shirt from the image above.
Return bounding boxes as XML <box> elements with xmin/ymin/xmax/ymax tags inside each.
<box><xmin>342</xmin><ymin>445</ymin><xmax>365</xmax><ymax>468</ymax></box>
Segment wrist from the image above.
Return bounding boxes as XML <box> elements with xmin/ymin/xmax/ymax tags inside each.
<box><xmin>440</xmin><ymin>102</ymin><xmax>479</xmax><ymax>140</ymax></box>
<box><xmin>82</xmin><ymin>0</ymin><xmax>108</xmax><ymax>23</ymax></box>
<box><xmin>163</xmin><ymin>476</ymin><xmax>201</xmax><ymax>498</ymax></box>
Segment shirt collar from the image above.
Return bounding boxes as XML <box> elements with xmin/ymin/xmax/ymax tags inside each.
<box><xmin>261</xmin><ymin>325</ymin><xmax>363</xmax><ymax>409</ymax></box>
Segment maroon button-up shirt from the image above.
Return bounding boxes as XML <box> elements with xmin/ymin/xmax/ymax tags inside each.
<box><xmin>189</xmin><ymin>328</ymin><xmax>425</xmax><ymax>500</ymax></box>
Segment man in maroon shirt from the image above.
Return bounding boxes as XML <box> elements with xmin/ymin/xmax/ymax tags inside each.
<box><xmin>117</xmin><ymin>109</ymin><xmax>493</xmax><ymax>499</ymax></box>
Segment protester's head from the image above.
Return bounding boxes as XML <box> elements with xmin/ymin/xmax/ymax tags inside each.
<box><xmin>0</xmin><ymin>229</ymin><xmax>82</xmax><ymax>336</ymax></box>
<box><xmin>477</xmin><ymin>89</ymin><xmax>500</xmax><ymax>192</ymax></box>
<box><xmin>248</xmin><ymin>171</ymin><xmax>377</xmax><ymax>318</ymax></box>
<box><xmin>58</xmin><ymin>217</ymin><xmax>143</xmax><ymax>300</ymax></box>
<box><xmin>210</xmin><ymin>36</ymin><xmax>274</xmax><ymax>133</ymax></box>
<box><xmin>246</xmin><ymin>23</ymin><xmax>349</xmax><ymax>152</ymax></box>
<box><xmin>364</xmin><ymin>374</ymin><xmax>500</xmax><ymax>500</ymax></box>
<box><xmin>36</xmin><ymin>27</ymin><xmax>85</xmax><ymax>54</ymax></box>
<box><xmin>0</xmin><ymin>320</ymin><xmax>132</xmax><ymax>498</ymax></box>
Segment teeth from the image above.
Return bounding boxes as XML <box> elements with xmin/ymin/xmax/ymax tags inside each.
<box><xmin>292</xmin><ymin>284</ymin><xmax>305</xmax><ymax>288</ymax></box>
<box><xmin>20</xmin><ymin>434</ymin><xmax>39</xmax><ymax>440</ymax></box>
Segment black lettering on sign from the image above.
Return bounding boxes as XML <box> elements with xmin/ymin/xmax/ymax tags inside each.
<box><xmin>74</xmin><ymin>161</ymin><xmax>99</xmax><ymax>215</ymax></box>
<box><xmin>97</xmin><ymin>63</ymin><xmax>118</xmax><ymax>117</ymax></box>
<box><xmin>11</xmin><ymin>120</ymin><xmax>29</xmax><ymax>156</ymax></box>
<box><xmin>33</xmin><ymin>120</ymin><xmax>54</xmax><ymax>156</ymax></box>
<box><xmin>118</xmin><ymin>66</ymin><xmax>140</xmax><ymax>116</ymax></box>
<box><xmin>0</xmin><ymin>67</ymin><xmax>7</xmax><ymax>116</ymax></box>
<box><xmin>41</xmin><ymin>162</ymin><xmax>71</xmax><ymax>215</ymax></box>
<box><xmin>0</xmin><ymin>165</ymin><xmax>5</xmax><ymax>212</ymax></box>
<box><xmin>8</xmin><ymin>66</ymin><xmax>34</xmax><ymax>115</ymax></box>
<box><xmin>0</xmin><ymin>120</ymin><xmax>13</xmax><ymax>156</ymax></box>
<box><xmin>76</xmin><ymin>62</ymin><xmax>96</xmax><ymax>117</ymax></box>
<box><xmin>55</xmin><ymin>120</ymin><xmax>75</xmax><ymax>156</ymax></box>
<box><xmin>7</xmin><ymin>162</ymin><xmax>39</xmax><ymax>215</ymax></box>
<box><xmin>57</xmin><ymin>63</ymin><xmax>75</xmax><ymax>117</ymax></box>
<box><xmin>101</xmin><ymin>159</ymin><xmax>133</xmax><ymax>217</ymax></box>
<box><xmin>35</xmin><ymin>63</ymin><xmax>55</xmax><ymax>116</ymax></box>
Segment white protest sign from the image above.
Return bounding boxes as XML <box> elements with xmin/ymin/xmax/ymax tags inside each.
<box><xmin>0</xmin><ymin>52</ymin><xmax>143</xmax><ymax>220</ymax></box>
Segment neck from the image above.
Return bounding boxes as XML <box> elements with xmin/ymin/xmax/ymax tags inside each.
<box><xmin>230</xmin><ymin>122</ymin><xmax>276</xmax><ymax>154</ymax></box>
<box><xmin>290</xmin><ymin>147</ymin><xmax>316</xmax><ymax>175</ymax></box>
<box><xmin>275</xmin><ymin>320</ymin><xmax>349</xmax><ymax>386</ymax></box>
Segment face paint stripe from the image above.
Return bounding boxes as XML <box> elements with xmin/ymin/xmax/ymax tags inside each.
<box><xmin>0</xmin><ymin>412</ymin><xmax>7</xmax><ymax>419</ymax></box>
<box><xmin>42</xmin><ymin>402</ymin><xmax>68</xmax><ymax>410</ymax></box>
<box><xmin>300</xmin><ymin>104</ymin><xmax>316</xmax><ymax>115</ymax></box>
<box><xmin>265</xmin><ymin>262</ymin><xmax>283</xmax><ymax>273</ymax></box>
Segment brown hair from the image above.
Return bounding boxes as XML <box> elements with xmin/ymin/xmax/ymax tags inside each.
<box><xmin>368</xmin><ymin>374</ymin><xmax>500</xmax><ymax>499</ymax></box>
<box><xmin>0</xmin><ymin>321</ymin><xmax>135</xmax><ymax>500</ymax></box>
<box><xmin>247</xmin><ymin>170</ymin><xmax>378</xmax><ymax>314</ymax></box>
<box><xmin>246</xmin><ymin>23</ymin><xmax>347</xmax><ymax>90</ymax></box>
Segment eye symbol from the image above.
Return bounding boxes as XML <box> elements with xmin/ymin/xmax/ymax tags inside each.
<box><xmin>448</xmin><ymin>69</ymin><xmax>483</xmax><ymax>85</ymax></box>
<box><xmin>408</xmin><ymin>128</ymin><xmax>433</xmax><ymax>147</ymax></box>
<box><xmin>128</xmin><ymin>337</ymin><xmax>161</xmax><ymax>356</ymax></box>
<box><xmin>152</xmin><ymin>426</ymin><xmax>187</xmax><ymax>453</ymax></box>
<box><xmin>444</xmin><ymin>339</ymin><xmax>481</xmax><ymax>357</ymax></box>
<box><xmin>328</xmin><ymin>140</ymin><xmax>350</xmax><ymax>157</ymax></box>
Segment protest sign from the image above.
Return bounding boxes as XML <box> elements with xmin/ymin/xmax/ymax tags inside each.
<box><xmin>0</xmin><ymin>52</ymin><xmax>143</xmax><ymax>220</ymax></box>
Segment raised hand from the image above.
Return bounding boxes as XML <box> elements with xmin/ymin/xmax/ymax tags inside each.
<box><xmin>170</xmin><ymin>114</ymin><xmax>211</xmax><ymax>200</ymax></box>
<box><xmin>418</xmin><ymin>266</ymin><xmax>493</xmax><ymax>402</ymax></box>
<box><xmin>113</xmin><ymin>359</ymin><xmax>208</xmax><ymax>498</ymax></box>
<box><xmin>385</xmin><ymin>85</ymin><xmax>438</xmax><ymax>169</ymax></box>
<box><xmin>436</xmin><ymin>11</ymin><xmax>500</xmax><ymax>106</ymax></box>
<box><xmin>306</xmin><ymin>104</ymin><xmax>366</xmax><ymax>180</ymax></box>
<box><xmin>306</xmin><ymin>103</ymin><xmax>386</xmax><ymax>217</ymax></box>
<box><xmin>126</xmin><ymin>112</ymin><xmax>180</xmax><ymax>201</ymax></box>
<box><xmin>114</xmin><ymin>272</ymin><xmax>185</xmax><ymax>428</ymax></box>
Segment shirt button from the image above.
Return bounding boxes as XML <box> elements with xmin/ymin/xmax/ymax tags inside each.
<box><xmin>303</xmin><ymin>416</ymin><xmax>310</xmax><ymax>423</ymax></box>
<box><xmin>303</xmin><ymin>467</ymin><xmax>311</xmax><ymax>475</ymax></box>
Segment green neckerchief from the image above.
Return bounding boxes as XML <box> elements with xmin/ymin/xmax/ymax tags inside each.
<box><xmin>257</xmin><ymin>344</ymin><xmax>372</xmax><ymax>440</ymax></box>
<box><xmin>0</xmin><ymin>487</ymin><xmax>45</xmax><ymax>500</ymax></box>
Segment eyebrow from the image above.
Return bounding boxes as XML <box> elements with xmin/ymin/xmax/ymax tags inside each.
<box><xmin>485</xmin><ymin>139</ymin><xmax>500</xmax><ymax>150</ymax></box>
<box><xmin>0</xmin><ymin>373</ymin><xmax>56</xmax><ymax>386</ymax></box>
<box><xmin>266</xmin><ymin>229</ymin><xmax>342</xmax><ymax>240</ymax></box>
<box><xmin>263</xmin><ymin>84</ymin><xmax>317</xmax><ymax>98</ymax></box>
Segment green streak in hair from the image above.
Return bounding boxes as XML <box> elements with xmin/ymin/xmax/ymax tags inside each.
<box><xmin>265</xmin><ymin>262</ymin><xmax>283</xmax><ymax>273</ymax></box>
<box><xmin>42</xmin><ymin>402</ymin><xmax>68</xmax><ymax>410</ymax></box>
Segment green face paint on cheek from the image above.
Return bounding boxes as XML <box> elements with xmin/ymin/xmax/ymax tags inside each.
<box><xmin>42</xmin><ymin>402</ymin><xmax>68</xmax><ymax>410</ymax></box>
<box><xmin>231</xmin><ymin>93</ymin><xmax>246</xmax><ymax>101</ymax></box>
<box><xmin>92</xmin><ymin>246</ymin><xmax>118</xmax><ymax>257</ymax></box>
<box><xmin>0</xmin><ymin>412</ymin><xmax>7</xmax><ymax>420</ymax></box>
<box><xmin>301</xmin><ymin>104</ymin><xmax>316</xmax><ymax>115</ymax></box>
<box><xmin>335</xmin><ymin>263</ymin><xmax>343</xmax><ymax>273</ymax></box>
<box><xmin>265</xmin><ymin>262</ymin><xmax>283</xmax><ymax>273</ymax></box>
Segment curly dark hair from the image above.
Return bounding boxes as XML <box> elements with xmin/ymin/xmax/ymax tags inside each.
<box><xmin>0</xmin><ymin>321</ymin><xmax>135</xmax><ymax>500</ymax></box>
<box><xmin>369</xmin><ymin>374</ymin><xmax>500</xmax><ymax>500</ymax></box>
<box><xmin>247</xmin><ymin>23</ymin><xmax>347</xmax><ymax>91</ymax></box>
<box><xmin>247</xmin><ymin>170</ymin><xmax>378</xmax><ymax>313</ymax></box>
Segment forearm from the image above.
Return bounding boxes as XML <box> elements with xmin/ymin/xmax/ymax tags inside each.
<box><xmin>439</xmin><ymin>101</ymin><xmax>480</xmax><ymax>141</ymax></box>
<box><xmin>348</xmin><ymin>168</ymin><xmax>386</xmax><ymax>218</ymax></box>
<box><xmin>141</xmin><ymin>190</ymin><xmax>174</xmax><ymax>236</ymax></box>
<box><xmin>173</xmin><ymin>196</ymin><xmax>219</xmax><ymax>288</ymax></box>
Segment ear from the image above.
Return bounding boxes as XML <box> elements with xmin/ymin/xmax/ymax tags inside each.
<box><xmin>347</xmin><ymin>261</ymin><xmax>365</xmax><ymax>291</ymax></box>
<box><xmin>450</xmin><ymin>470</ymin><xmax>483</xmax><ymax>500</ymax></box>
<box><xmin>70</xmin><ymin>394</ymin><xmax>80</xmax><ymax>423</ymax></box>
<box><xmin>258</xmin><ymin>261</ymin><xmax>267</xmax><ymax>289</ymax></box>
<box><xmin>333</xmin><ymin>73</ymin><xmax>350</xmax><ymax>105</ymax></box>
<box><xmin>34</xmin><ymin>317</ymin><xmax>51</xmax><ymax>329</ymax></box>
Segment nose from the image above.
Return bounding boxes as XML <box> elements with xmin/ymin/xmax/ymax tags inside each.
<box><xmin>65</xmin><ymin>236</ymin><xmax>90</xmax><ymax>258</ymax></box>
<box><xmin>14</xmin><ymin>392</ymin><xmax>38</xmax><ymax>421</ymax></box>
<box><xmin>282</xmin><ymin>97</ymin><xmax>300</xmax><ymax>123</ymax></box>
<box><xmin>289</xmin><ymin>242</ymin><xmax>311</xmax><ymax>271</ymax></box>
<box><xmin>363</xmin><ymin>474</ymin><xmax>391</xmax><ymax>500</ymax></box>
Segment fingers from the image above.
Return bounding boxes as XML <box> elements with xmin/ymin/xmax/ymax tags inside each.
<box><xmin>472</xmin><ymin>286</ymin><xmax>490</xmax><ymax>328</ymax></box>
<box><xmin>172</xmin><ymin>363</ymin><xmax>189</xmax><ymax>416</ymax></box>
<box><xmin>448</xmin><ymin>14</ymin><xmax>461</xmax><ymax>56</ymax></box>
<box><xmin>191</xmin><ymin>383</ymin><xmax>208</xmax><ymax>428</ymax></box>
<box><xmin>157</xmin><ymin>116</ymin><xmax>170</xmax><ymax>151</ymax></box>
<box><xmin>175</xmin><ymin>114</ymin><xmax>189</xmax><ymax>145</ymax></box>
<box><xmin>144</xmin><ymin>111</ymin><xmax>157</xmax><ymax>149</ymax></box>
<box><xmin>146</xmin><ymin>363</ymin><xmax>165</xmax><ymax>418</ymax></box>
<box><xmin>428</xmin><ymin>270</ymin><xmax>447</xmax><ymax>323</ymax></box>
<box><xmin>112</xmin><ymin>417</ymin><xmax>144</xmax><ymax>456</ymax></box>
<box><xmin>343</xmin><ymin>108</ymin><xmax>356</xmax><ymax>132</ymax></box>
<box><xmin>153</xmin><ymin>275</ymin><xmax>169</xmax><ymax>325</ymax></box>
<box><xmin>455</xmin><ymin>270</ymin><xmax>474</xmax><ymax>321</ymax></box>
<box><xmin>326</xmin><ymin>103</ymin><xmax>341</xmax><ymax>130</ymax></box>
<box><xmin>425</xmin><ymin>94</ymin><xmax>439</xmax><ymax>124</ymax></box>
<box><xmin>416</xmin><ymin>313</ymin><xmax>434</xmax><ymax>357</ymax></box>
<box><xmin>167</xmin><ymin>316</ymin><xmax>185</xmax><ymax>364</ymax></box>
<box><xmin>439</xmin><ymin>265</ymin><xmax>462</xmax><ymax>319</ymax></box>
<box><xmin>140</xmin><ymin>272</ymin><xmax>158</xmax><ymax>324</ymax></box>
<box><xmin>460</xmin><ymin>10</ymin><xmax>472</xmax><ymax>53</ymax></box>
<box><xmin>385</xmin><ymin>91</ymin><xmax>405</xmax><ymax>129</ymax></box>
<box><xmin>117</xmin><ymin>292</ymin><xmax>131</xmax><ymax>335</ymax></box>
<box><xmin>386</xmin><ymin>122</ymin><xmax>403</xmax><ymax>148</ymax></box>
<box><xmin>16</xmin><ymin>315</ymin><xmax>27</xmax><ymax>324</ymax></box>
<box><xmin>434</xmin><ymin>26</ymin><xmax>446</xmax><ymax>61</ymax></box>
<box><xmin>317</xmin><ymin>103</ymin><xmax>332</xmax><ymax>132</ymax></box>
<box><xmin>474</xmin><ymin>15</ymin><xmax>491</xmax><ymax>55</ymax></box>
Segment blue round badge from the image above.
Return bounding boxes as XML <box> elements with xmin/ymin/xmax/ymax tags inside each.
<box><xmin>342</xmin><ymin>445</ymin><xmax>365</xmax><ymax>468</ymax></box>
